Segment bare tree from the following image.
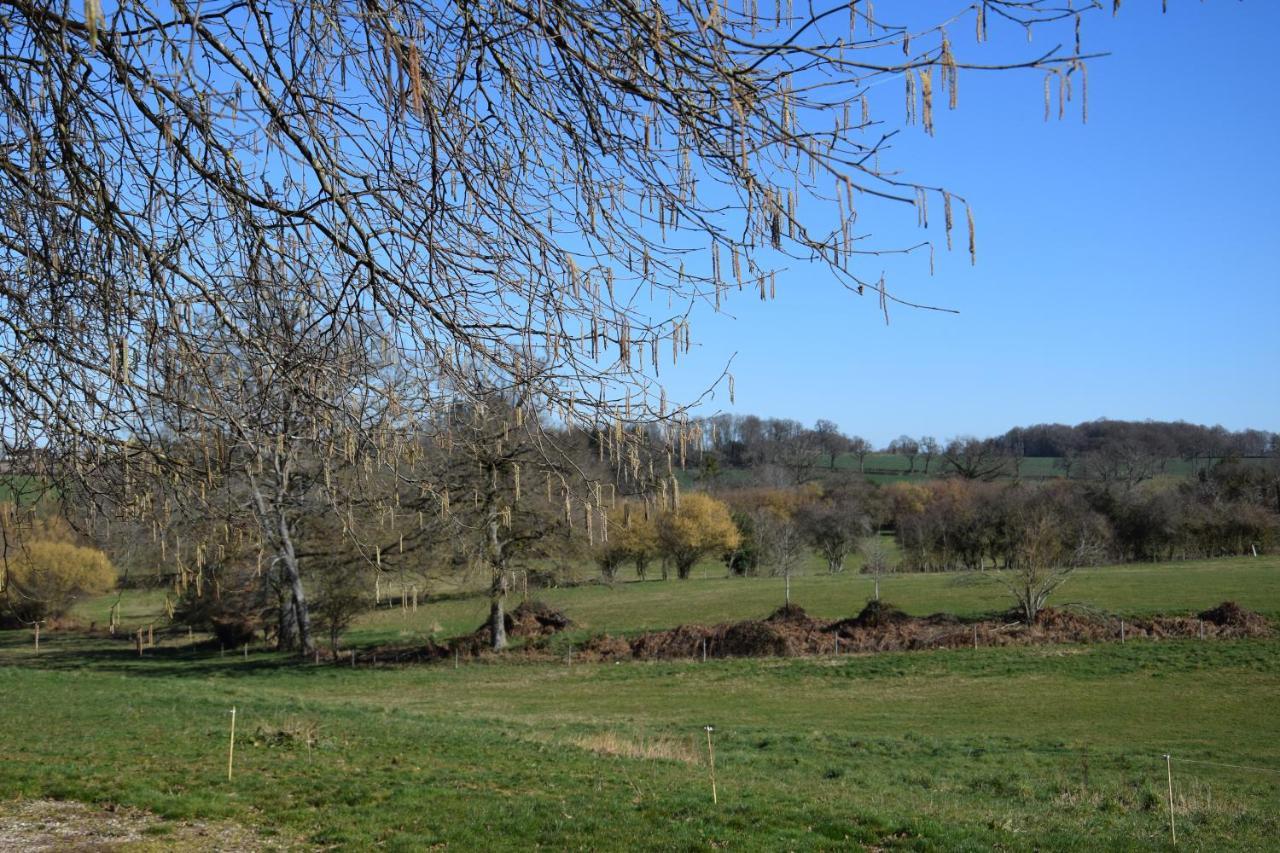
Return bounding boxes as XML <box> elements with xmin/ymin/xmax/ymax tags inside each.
<box><xmin>751</xmin><ymin>507</ymin><xmax>804</xmax><ymax>608</ymax></box>
<box><xmin>859</xmin><ymin>536</ymin><xmax>894</xmax><ymax>602</ymax></box>
<box><xmin>995</xmin><ymin>512</ymin><xmax>1104</xmax><ymax>623</ymax></box>
<box><xmin>797</xmin><ymin>497</ymin><xmax>870</xmax><ymax>574</ymax></box>
<box><xmin>942</xmin><ymin>437</ymin><xmax>1012</xmax><ymax>482</ymax></box>
<box><xmin>889</xmin><ymin>436</ymin><xmax>921</xmax><ymax>475</ymax></box>
<box><xmin>116</xmin><ymin>257</ymin><xmax>405</xmax><ymax>654</ymax></box>
<box><xmin>411</xmin><ymin>386</ymin><xmax>581</xmax><ymax>651</ymax></box>
<box><xmin>2</xmin><ymin>0</ymin><xmax>1101</xmax><ymax>455</ymax></box>
<box><xmin>847</xmin><ymin>437</ymin><xmax>873</xmax><ymax>475</ymax></box>
<box><xmin>920</xmin><ymin>437</ymin><xmax>940</xmax><ymax>475</ymax></box>
<box><xmin>813</xmin><ymin>420</ymin><xmax>847</xmax><ymax>470</ymax></box>
<box><xmin>0</xmin><ymin>1</ymin><xmax>1104</xmax><ymax>642</ymax></box>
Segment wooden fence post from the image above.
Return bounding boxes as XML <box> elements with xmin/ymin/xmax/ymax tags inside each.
<box><xmin>227</xmin><ymin>708</ymin><xmax>237</xmax><ymax>781</ymax></box>
<box><xmin>704</xmin><ymin>726</ymin><xmax>718</xmax><ymax>805</ymax></box>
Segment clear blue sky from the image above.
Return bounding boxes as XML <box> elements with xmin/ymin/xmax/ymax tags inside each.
<box><xmin>662</xmin><ymin>2</ymin><xmax>1280</xmax><ymax>448</ymax></box>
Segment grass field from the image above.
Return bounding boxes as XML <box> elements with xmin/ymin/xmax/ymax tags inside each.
<box><xmin>5</xmin><ymin>555</ymin><xmax>1278</xmax><ymax>849</ymax></box>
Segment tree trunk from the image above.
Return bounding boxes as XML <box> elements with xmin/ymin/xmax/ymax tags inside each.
<box><xmin>488</xmin><ymin>517</ymin><xmax>508</xmax><ymax>651</ymax></box>
<box><xmin>489</xmin><ymin>594</ymin><xmax>507</xmax><ymax>651</ymax></box>
<box><xmin>276</xmin><ymin>518</ymin><xmax>314</xmax><ymax>656</ymax></box>
<box><xmin>277</xmin><ymin>587</ymin><xmax>299</xmax><ymax>651</ymax></box>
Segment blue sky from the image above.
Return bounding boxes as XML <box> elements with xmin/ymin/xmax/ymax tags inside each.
<box><xmin>661</xmin><ymin>2</ymin><xmax>1280</xmax><ymax>447</ymax></box>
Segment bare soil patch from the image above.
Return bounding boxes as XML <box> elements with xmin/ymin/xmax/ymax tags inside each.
<box><xmin>0</xmin><ymin>799</ymin><xmax>284</xmax><ymax>851</ymax></box>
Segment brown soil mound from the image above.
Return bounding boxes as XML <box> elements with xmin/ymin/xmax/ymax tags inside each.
<box><xmin>765</xmin><ymin>603</ymin><xmax>813</xmax><ymax>624</ymax></box>
<box><xmin>1199</xmin><ymin>601</ymin><xmax>1269</xmax><ymax>633</ymax></box>
<box><xmin>469</xmin><ymin>599</ymin><xmax>573</xmax><ymax>645</ymax></box>
<box><xmin>508</xmin><ymin>600</ymin><xmax>573</xmax><ymax>635</ymax></box>
<box><xmin>828</xmin><ymin>599</ymin><xmax>911</xmax><ymax>633</ymax></box>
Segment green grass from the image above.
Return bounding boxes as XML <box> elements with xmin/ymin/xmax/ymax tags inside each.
<box><xmin>1</xmin><ymin>627</ymin><xmax>1277</xmax><ymax>850</ymax></box>
<box><xmin>9</xmin><ymin>555</ymin><xmax>1279</xmax><ymax>848</ymax></box>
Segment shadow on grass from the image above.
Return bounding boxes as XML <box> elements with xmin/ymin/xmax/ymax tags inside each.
<box><xmin>0</xmin><ymin>630</ymin><xmax>371</xmax><ymax>679</ymax></box>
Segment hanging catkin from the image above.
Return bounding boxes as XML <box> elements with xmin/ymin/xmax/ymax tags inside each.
<box><xmin>943</xmin><ymin>192</ymin><xmax>954</xmax><ymax>251</ymax></box>
<box><xmin>966</xmin><ymin>205</ymin><xmax>977</xmax><ymax>265</ymax></box>
<box><xmin>904</xmin><ymin>69</ymin><xmax>916</xmax><ymax>125</ymax></box>
<box><xmin>920</xmin><ymin>69</ymin><xmax>933</xmax><ymax>135</ymax></box>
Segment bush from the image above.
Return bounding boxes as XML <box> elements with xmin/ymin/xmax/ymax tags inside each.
<box><xmin>171</xmin><ymin>560</ymin><xmax>273</xmax><ymax>647</ymax></box>
<box><xmin>2</xmin><ymin>540</ymin><xmax>116</xmax><ymax>625</ymax></box>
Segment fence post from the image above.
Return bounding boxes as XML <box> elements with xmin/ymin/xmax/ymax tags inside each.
<box><xmin>227</xmin><ymin>707</ymin><xmax>237</xmax><ymax>781</ymax></box>
<box><xmin>704</xmin><ymin>725</ymin><xmax>718</xmax><ymax>805</ymax></box>
<box><xmin>1164</xmin><ymin>754</ymin><xmax>1177</xmax><ymax>844</ymax></box>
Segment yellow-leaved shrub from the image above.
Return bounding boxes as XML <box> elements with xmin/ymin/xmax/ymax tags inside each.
<box><xmin>2</xmin><ymin>540</ymin><xmax>116</xmax><ymax>625</ymax></box>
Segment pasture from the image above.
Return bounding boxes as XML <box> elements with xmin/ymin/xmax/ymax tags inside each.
<box><xmin>2</xmin><ymin>555</ymin><xmax>1278</xmax><ymax>850</ymax></box>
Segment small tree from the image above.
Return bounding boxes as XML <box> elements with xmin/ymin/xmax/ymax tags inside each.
<box><xmin>859</xmin><ymin>537</ymin><xmax>894</xmax><ymax>602</ymax></box>
<box><xmin>752</xmin><ymin>508</ymin><xmax>804</xmax><ymax>607</ymax></box>
<box><xmin>657</xmin><ymin>494</ymin><xmax>740</xmax><ymax>580</ymax></box>
<box><xmin>722</xmin><ymin>511</ymin><xmax>763</xmax><ymax>577</ymax></box>
<box><xmin>594</xmin><ymin>540</ymin><xmax>629</xmax><ymax>583</ymax></box>
<box><xmin>997</xmin><ymin>514</ymin><xmax>1102</xmax><ymax>623</ymax></box>
<box><xmin>311</xmin><ymin>563</ymin><xmax>374</xmax><ymax>652</ymax></box>
<box><xmin>615</xmin><ymin>505</ymin><xmax>659</xmax><ymax>581</ymax></box>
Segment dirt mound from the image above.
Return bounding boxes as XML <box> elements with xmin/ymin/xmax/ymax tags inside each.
<box><xmin>509</xmin><ymin>600</ymin><xmax>572</xmax><ymax>634</ymax></box>
<box><xmin>467</xmin><ymin>599</ymin><xmax>573</xmax><ymax>646</ymax></box>
<box><xmin>1029</xmin><ymin>607</ymin><xmax>1114</xmax><ymax>642</ymax></box>
<box><xmin>1198</xmin><ymin>601</ymin><xmax>1270</xmax><ymax>634</ymax></box>
<box><xmin>721</xmin><ymin>619</ymin><xmax>803</xmax><ymax>657</ymax></box>
<box><xmin>827</xmin><ymin>599</ymin><xmax>911</xmax><ymax>633</ymax></box>
<box><xmin>765</xmin><ymin>603</ymin><xmax>813</xmax><ymax>624</ymax></box>
<box><xmin>577</xmin><ymin>634</ymin><xmax>633</xmax><ymax>661</ymax></box>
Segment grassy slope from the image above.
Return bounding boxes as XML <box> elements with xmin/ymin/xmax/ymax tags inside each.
<box><xmin>10</xmin><ymin>555</ymin><xmax>1276</xmax><ymax>849</ymax></box>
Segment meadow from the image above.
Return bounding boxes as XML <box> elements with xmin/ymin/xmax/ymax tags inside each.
<box><xmin>2</xmin><ymin>555</ymin><xmax>1278</xmax><ymax>850</ymax></box>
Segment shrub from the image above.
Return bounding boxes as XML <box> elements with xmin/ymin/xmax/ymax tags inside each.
<box><xmin>171</xmin><ymin>560</ymin><xmax>273</xmax><ymax>647</ymax></box>
<box><xmin>2</xmin><ymin>540</ymin><xmax>116</xmax><ymax>625</ymax></box>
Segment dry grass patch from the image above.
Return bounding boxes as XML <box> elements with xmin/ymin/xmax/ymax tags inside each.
<box><xmin>570</xmin><ymin>731</ymin><xmax>701</xmax><ymax>765</ymax></box>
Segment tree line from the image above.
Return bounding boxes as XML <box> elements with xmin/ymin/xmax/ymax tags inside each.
<box><xmin>675</xmin><ymin>414</ymin><xmax>1278</xmax><ymax>485</ymax></box>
